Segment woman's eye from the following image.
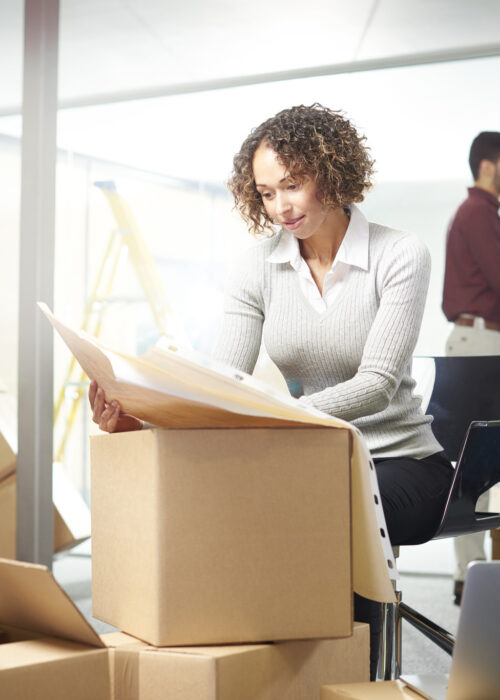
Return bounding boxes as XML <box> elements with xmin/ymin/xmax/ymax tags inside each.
<box><xmin>288</xmin><ymin>183</ymin><xmax>298</xmax><ymax>190</ymax></box>
<box><xmin>262</xmin><ymin>192</ymin><xmax>273</xmax><ymax>199</ymax></box>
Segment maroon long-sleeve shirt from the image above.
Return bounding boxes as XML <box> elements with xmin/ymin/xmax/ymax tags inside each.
<box><xmin>442</xmin><ymin>187</ymin><xmax>500</xmax><ymax>323</ymax></box>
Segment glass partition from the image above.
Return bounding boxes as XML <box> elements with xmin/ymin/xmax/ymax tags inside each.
<box><xmin>0</xmin><ymin>0</ymin><xmax>23</xmax><ymax>438</ymax></box>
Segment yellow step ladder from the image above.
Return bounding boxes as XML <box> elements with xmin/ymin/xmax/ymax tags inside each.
<box><xmin>54</xmin><ymin>180</ymin><xmax>186</xmax><ymax>462</ymax></box>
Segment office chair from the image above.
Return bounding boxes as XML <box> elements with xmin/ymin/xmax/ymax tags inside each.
<box><xmin>378</xmin><ymin>355</ymin><xmax>500</xmax><ymax>680</ymax></box>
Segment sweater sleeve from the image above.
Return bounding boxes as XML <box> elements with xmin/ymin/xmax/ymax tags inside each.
<box><xmin>300</xmin><ymin>235</ymin><xmax>430</xmax><ymax>421</ymax></box>
<box><xmin>212</xmin><ymin>253</ymin><xmax>265</xmax><ymax>374</ymax></box>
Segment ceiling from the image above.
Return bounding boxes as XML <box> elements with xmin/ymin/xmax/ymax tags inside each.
<box><xmin>1</xmin><ymin>0</ymin><xmax>499</xmax><ymax>114</ymax></box>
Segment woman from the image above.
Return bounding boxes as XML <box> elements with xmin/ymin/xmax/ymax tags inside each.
<box><xmin>90</xmin><ymin>103</ymin><xmax>453</xmax><ymax>679</ymax></box>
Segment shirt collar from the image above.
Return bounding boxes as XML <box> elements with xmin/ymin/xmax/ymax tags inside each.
<box><xmin>267</xmin><ymin>204</ymin><xmax>369</xmax><ymax>271</ymax></box>
<box><xmin>468</xmin><ymin>186</ymin><xmax>500</xmax><ymax>209</ymax></box>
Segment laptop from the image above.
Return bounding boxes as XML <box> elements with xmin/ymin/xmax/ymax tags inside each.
<box><xmin>400</xmin><ymin>561</ymin><xmax>500</xmax><ymax>700</ymax></box>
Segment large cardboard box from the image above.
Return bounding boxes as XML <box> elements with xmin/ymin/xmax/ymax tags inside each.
<box><xmin>113</xmin><ymin>622</ymin><xmax>369</xmax><ymax>700</ymax></box>
<box><xmin>0</xmin><ymin>557</ymin><xmax>110</xmax><ymax>700</ymax></box>
<box><xmin>91</xmin><ymin>427</ymin><xmax>352</xmax><ymax>646</ymax></box>
<box><xmin>321</xmin><ymin>680</ymin><xmax>423</xmax><ymax>699</ymax></box>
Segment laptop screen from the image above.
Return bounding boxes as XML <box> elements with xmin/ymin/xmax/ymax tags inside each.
<box><xmin>445</xmin><ymin>561</ymin><xmax>500</xmax><ymax>700</ymax></box>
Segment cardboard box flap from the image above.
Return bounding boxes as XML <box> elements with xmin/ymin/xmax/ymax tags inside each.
<box><xmin>0</xmin><ymin>558</ymin><xmax>104</xmax><ymax>648</ymax></box>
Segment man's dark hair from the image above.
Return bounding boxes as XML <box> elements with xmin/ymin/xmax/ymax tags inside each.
<box><xmin>469</xmin><ymin>131</ymin><xmax>500</xmax><ymax>180</ymax></box>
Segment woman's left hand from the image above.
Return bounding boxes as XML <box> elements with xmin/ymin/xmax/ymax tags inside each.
<box><xmin>89</xmin><ymin>379</ymin><xmax>143</xmax><ymax>433</ymax></box>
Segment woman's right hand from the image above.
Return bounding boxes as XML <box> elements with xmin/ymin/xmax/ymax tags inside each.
<box><xmin>88</xmin><ymin>380</ymin><xmax>143</xmax><ymax>433</ymax></box>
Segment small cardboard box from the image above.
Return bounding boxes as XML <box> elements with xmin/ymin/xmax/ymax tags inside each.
<box><xmin>0</xmin><ymin>557</ymin><xmax>110</xmax><ymax>700</ymax></box>
<box><xmin>113</xmin><ymin>622</ymin><xmax>369</xmax><ymax>700</ymax></box>
<box><xmin>321</xmin><ymin>680</ymin><xmax>423</xmax><ymax>699</ymax></box>
<box><xmin>91</xmin><ymin>427</ymin><xmax>352</xmax><ymax>646</ymax></box>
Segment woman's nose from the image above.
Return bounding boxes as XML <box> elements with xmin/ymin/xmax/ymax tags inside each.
<box><xmin>275</xmin><ymin>192</ymin><xmax>291</xmax><ymax>215</ymax></box>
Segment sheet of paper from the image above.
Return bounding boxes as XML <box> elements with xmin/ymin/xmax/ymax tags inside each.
<box><xmin>39</xmin><ymin>302</ymin><xmax>397</xmax><ymax>602</ymax></box>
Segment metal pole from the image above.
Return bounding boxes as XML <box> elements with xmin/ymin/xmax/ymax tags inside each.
<box><xmin>399</xmin><ymin>602</ymin><xmax>455</xmax><ymax>655</ymax></box>
<box><xmin>17</xmin><ymin>0</ymin><xmax>59</xmax><ymax>566</ymax></box>
<box><xmin>378</xmin><ymin>589</ymin><xmax>402</xmax><ymax>680</ymax></box>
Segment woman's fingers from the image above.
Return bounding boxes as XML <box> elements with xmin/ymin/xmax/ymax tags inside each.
<box><xmin>88</xmin><ymin>379</ymin><xmax>98</xmax><ymax>409</ymax></box>
<box><xmin>92</xmin><ymin>386</ymin><xmax>106</xmax><ymax>424</ymax></box>
<box><xmin>99</xmin><ymin>400</ymin><xmax>120</xmax><ymax>432</ymax></box>
<box><xmin>88</xmin><ymin>381</ymin><xmax>142</xmax><ymax>433</ymax></box>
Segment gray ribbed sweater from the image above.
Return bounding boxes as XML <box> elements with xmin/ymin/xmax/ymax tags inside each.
<box><xmin>214</xmin><ymin>222</ymin><xmax>442</xmax><ymax>459</ymax></box>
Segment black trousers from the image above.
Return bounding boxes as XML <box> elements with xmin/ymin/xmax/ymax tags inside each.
<box><xmin>354</xmin><ymin>451</ymin><xmax>454</xmax><ymax>679</ymax></box>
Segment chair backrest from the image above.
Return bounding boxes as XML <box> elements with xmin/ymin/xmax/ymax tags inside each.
<box><xmin>425</xmin><ymin>355</ymin><xmax>500</xmax><ymax>461</ymax></box>
<box><xmin>434</xmin><ymin>420</ymin><xmax>500</xmax><ymax>538</ymax></box>
<box><xmin>413</xmin><ymin>356</ymin><xmax>500</xmax><ymax>540</ymax></box>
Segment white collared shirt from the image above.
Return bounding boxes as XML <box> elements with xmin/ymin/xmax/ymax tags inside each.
<box><xmin>266</xmin><ymin>204</ymin><xmax>369</xmax><ymax>313</ymax></box>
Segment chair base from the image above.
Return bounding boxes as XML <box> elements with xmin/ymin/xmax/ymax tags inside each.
<box><xmin>377</xmin><ymin>590</ymin><xmax>402</xmax><ymax>680</ymax></box>
<box><xmin>400</xmin><ymin>602</ymin><xmax>455</xmax><ymax>655</ymax></box>
<box><xmin>377</xmin><ymin>590</ymin><xmax>455</xmax><ymax>681</ymax></box>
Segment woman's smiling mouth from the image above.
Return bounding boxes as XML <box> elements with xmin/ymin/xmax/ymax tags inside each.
<box><xmin>283</xmin><ymin>215</ymin><xmax>305</xmax><ymax>230</ymax></box>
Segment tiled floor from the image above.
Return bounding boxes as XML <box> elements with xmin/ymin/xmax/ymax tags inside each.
<box><xmin>397</xmin><ymin>573</ymin><xmax>459</xmax><ymax>676</ymax></box>
<box><xmin>53</xmin><ymin>544</ymin><xmax>460</xmax><ymax>676</ymax></box>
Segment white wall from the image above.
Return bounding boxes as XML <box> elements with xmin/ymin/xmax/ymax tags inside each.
<box><xmin>362</xmin><ymin>179</ymin><xmax>468</xmax><ymax>356</ymax></box>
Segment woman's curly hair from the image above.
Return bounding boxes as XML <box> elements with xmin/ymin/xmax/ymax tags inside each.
<box><xmin>228</xmin><ymin>103</ymin><xmax>375</xmax><ymax>236</ymax></box>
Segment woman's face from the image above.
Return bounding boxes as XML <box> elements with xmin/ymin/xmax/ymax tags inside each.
<box><xmin>252</xmin><ymin>142</ymin><xmax>334</xmax><ymax>240</ymax></box>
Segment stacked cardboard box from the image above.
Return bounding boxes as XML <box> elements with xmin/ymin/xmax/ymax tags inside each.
<box><xmin>0</xmin><ymin>556</ymin><xmax>368</xmax><ymax>700</ymax></box>
<box><xmin>0</xmin><ymin>561</ymin><xmax>155</xmax><ymax>700</ymax></box>
<box><xmin>111</xmin><ymin>626</ymin><xmax>369</xmax><ymax>700</ymax></box>
<box><xmin>0</xmin><ymin>557</ymin><xmax>111</xmax><ymax>700</ymax></box>
<box><xmin>0</xmin><ymin>424</ymin><xmax>371</xmax><ymax>698</ymax></box>
<box><xmin>88</xmin><ymin>426</ymin><xmax>370</xmax><ymax>698</ymax></box>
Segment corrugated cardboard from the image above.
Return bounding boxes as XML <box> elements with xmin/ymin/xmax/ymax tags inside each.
<box><xmin>0</xmin><ymin>472</ymin><xmax>89</xmax><ymax>557</ymax></box>
<box><xmin>91</xmin><ymin>427</ymin><xmax>352</xmax><ymax>646</ymax></box>
<box><xmin>113</xmin><ymin>623</ymin><xmax>369</xmax><ymax>700</ymax></box>
<box><xmin>0</xmin><ymin>557</ymin><xmax>110</xmax><ymax>700</ymax></box>
<box><xmin>321</xmin><ymin>680</ymin><xmax>423</xmax><ymax>699</ymax></box>
<box><xmin>99</xmin><ymin>631</ymin><xmax>148</xmax><ymax>700</ymax></box>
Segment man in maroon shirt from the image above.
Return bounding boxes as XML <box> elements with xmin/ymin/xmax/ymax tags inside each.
<box><xmin>443</xmin><ymin>131</ymin><xmax>500</xmax><ymax>345</ymax></box>
<box><xmin>442</xmin><ymin>131</ymin><xmax>500</xmax><ymax>605</ymax></box>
